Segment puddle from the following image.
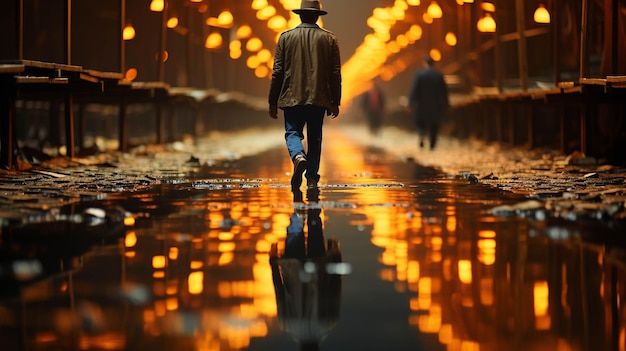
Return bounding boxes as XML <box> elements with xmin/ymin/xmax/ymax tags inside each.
<box><xmin>1</xmin><ymin>139</ymin><xmax>625</xmax><ymax>351</ymax></box>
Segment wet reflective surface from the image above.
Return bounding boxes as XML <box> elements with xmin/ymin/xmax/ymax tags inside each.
<box><xmin>2</xmin><ymin>129</ymin><xmax>626</xmax><ymax>351</ymax></box>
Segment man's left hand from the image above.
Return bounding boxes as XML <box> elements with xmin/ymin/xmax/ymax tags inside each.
<box><xmin>269</xmin><ymin>105</ymin><xmax>278</xmax><ymax>119</ymax></box>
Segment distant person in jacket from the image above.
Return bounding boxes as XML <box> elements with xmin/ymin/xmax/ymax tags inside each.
<box><xmin>408</xmin><ymin>55</ymin><xmax>449</xmax><ymax>149</ymax></box>
<box><xmin>359</xmin><ymin>82</ymin><xmax>385</xmax><ymax>136</ymax></box>
<box><xmin>268</xmin><ymin>0</ymin><xmax>342</xmax><ymax>189</ymax></box>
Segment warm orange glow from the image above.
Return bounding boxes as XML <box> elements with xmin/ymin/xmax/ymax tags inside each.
<box><xmin>477</xmin><ymin>13</ymin><xmax>496</xmax><ymax>32</ymax></box>
<box><xmin>417</xmin><ymin>304</ymin><xmax>441</xmax><ymax>333</ymax></box>
<box><xmin>427</xmin><ymin>1</ymin><xmax>442</xmax><ymax>18</ymax></box>
<box><xmin>217</xmin><ymin>10</ymin><xmax>234</xmax><ymax>27</ymax></box>
<box><xmin>124</xmin><ymin>216</ymin><xmax>135</xmax><ymax>226</ymax></box>
<box><xmin>445</xmin><ymin>32</ymin><xmax>457</xmax><ymax>46</ymax></box>
<box><xmin>237</xmin><ymin>25</ymin><xmax>252</xmax><ymax>39</ymax></box>
<box><xmin>480</xmin><ymin>278</ymin><xmax>494</xmax><ymax>305</ymax></box>
<box><xmin>188</xmin><ymin>271</ymin><xmax>204</xmax><ymax>294</ymax></box>
<box><xmin>230</xmin><ymin>50</ymin><xmax>242</xmax><ymax>59</ymax></box>
<box><xmin>123</xmin><ymin>24</ymin><xmax>135</xmax><ymax>40</ymax></box>
<box><xmin>257</xmin><ymin>49</ymin><xmax>272</xmax><ymax>63</ymax></box>
<box><xmin>218</xmin><ymin>242</ymin><xmax>236</xmax><ymax>252</ymax></box>
<box><xmin>219</xmin><ymin>231</ymin><xmax>235</xmax><ymax>241</ymax></box>
<box><xmin>408</xmin><ymin>24</ymin><xmax>423</xmax><ymax>41</ymax></box>
<box><xmin>268</xmin><ymin>15</ymin><xmax>287</xmax><ymax>31</ymax></box>
<box><xmin>246</xmin><ymin>56</ymin><xmax>260</xmax><ymax>70</ymax></box>
<box><xmin>481</xmin><ymin>2</ymin><xmax>496</xmax><ymax>12</ymax></box>
<box><xmin>408</xmin><ymin>0</ymin><xmax>420</xmax><ymax>5</ymax></box>
<box><xmin>219</xmin><ymin>252</ymin><xmax>234</xmax><ymax>265</ymax></box>
<box><xmin>168</xmin><ymin>246</ymin><xmax>179</xmax><ymax>260</ymax></box>
<box><xmin>418</xmin><ymin>277</ymin><xmax>432</xmax><ymax>309</ymax></box>
<box><xmin>251</xmin><ymin>0</ymin><xmax>268</xmax><ymax>10</ymax></box>
<box><xmin>422</xmin><ymin>13</ymin><xmax>433</xmax><ymax>24</ymax></box>
<box><xmin>534</xmin><ymin>4</ymin><xmax>550</xmax><ymax>24</ymax></box>
<box><xmin>166</xmin><ymin>297</ymin><xmax>178</xmax><ymax>311</ymax></box>
<box><xmin>152</xmin><ymin>255</ymin><xmax>166</xmax><ymax>269</ymax></box>
<box><xmin>256</xmin><ymin>6</ymin><xmax>276</xmax><ymax>20</ymax></box>
<box><xmin>155</xmin><ymin>50</ymin><xmax>169</xmax><ymax>62</ymax></box>
<box><xmin>124</xmin><ymin>231</ymin><xmax>137</xmax><ymax>247</ymax></box>
<box><xmin>429</xmin><ymin>48</ymin><xmax>441</xmax><ymax>61</ymax></box>
<box><xmin>458</xmin><ymin>260</ymin><xmax>472</xmax><ymax>283</ymax></box>
<box><xmin>246</xmin><ymin>37</ymin><xmax>263</xmax><ymax>52</ymax></box>
<box><xmin>205</xmin><ymin>32</ymin><xmax>223</xmax><ymax>49</ymax></box>
<box><xmin>407</xmin><ymin>260</ymin><xmax>420</xmax><ymax>283</ymax></box>
<box><xmin>166</xmin><ymin>16</ymin><xmax>178</xmax><ymax>28</ymax></box>
<box><xmin>153</xmin><ymin>271</ymin><xmax>165</xmax><ymax>278</ymax></box>
<box><xmin>125</xmin><ymin>68</ymin><xmax>137</xmax><ymax>81</ymax></box>
<box><xmin>478</xmin><ymin>238</ymin><xmax>496</xmax><ymax>265</ymax></box>
<box><xmin>230</xmin><ymin>39</ymin><xmax>241</xmax><ymax>51</ymax></box>
<box><xmin>438</xmin><ymin>323</ymin><xmax>453</xmax><ymax>344</ymax></box>
<box><xmin>149</xmin><ymin>0</ymin><xmax>164</xmax><ymax>12</ymax></box>
<box><xmin>534</xmin><ymin>281</ymin><xmax>549</xmax><ymax>315</ymax></box>
<box><xmin>190</xmin><ymin>260</ymin><xmax>203</xmax><ymax>269</ymax></box>
<box><xmin>534</xmin><ymin>281</ymin><xmax>551</xmax><ymax>330</ymax></box>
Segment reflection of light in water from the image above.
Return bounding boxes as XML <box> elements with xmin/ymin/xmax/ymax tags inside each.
<box><xmin>169</xmin><ymin>247</ymin><xmax>179</xmax><ymax>260</ymax></box>
<box><xmin>125</xmin><ymin>231</ymin><xmax>137</xmax><ymax>247</ymax></box>
<box><xmin>478</xmin><ymin>238</ymin><xmax>496</xmax><ymax>265</ymax></box>
<box><xmin>534</xmin><ymin>281</ymin><xmax>550</xmax><ymax>330</ymax></box>
<box><xmin>152</xmin><ymin>255</ymin><xmax>166</xmax><ymax>269</ymax></box>
<box><xmin>458</xmin><ymin>260</ymin><xmax>472</xmax><ymax>284</ymax></box>
<box><xmin>188</xmin><ymin>271</ymin><xmax>204</xmax><ymax>295</ymax></box>
<box><xmin>480</xmin><ymin>278</ymin><xmax>494</xmax><ymax>305</ymax></box>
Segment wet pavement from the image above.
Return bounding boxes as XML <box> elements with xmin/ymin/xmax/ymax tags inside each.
<box><xmin>1</xmin><ymin>124</ymin><xmax>626</xmax><ymax>351</ymax></box>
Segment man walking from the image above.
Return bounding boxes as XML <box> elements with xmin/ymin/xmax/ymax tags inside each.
<box><xmin>408</xmin><ymin>55</ymin><xmax>449</xmax><ymax>150</ymax></box>
<box><xmin>268</xmin><ymin>0</ymin><xmax>342</xmax><ymax>189</ymax></box>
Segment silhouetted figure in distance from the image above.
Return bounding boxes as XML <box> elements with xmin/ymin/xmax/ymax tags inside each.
<box><xmin>408</xmin><ymin>55</ymin><xmax>449</xmax><ymax>150</ymax></box>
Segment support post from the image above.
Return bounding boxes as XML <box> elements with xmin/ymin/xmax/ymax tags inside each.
<box><xmin>515</xmin><ymin>0</ymin><xmax>528</xmax><ymax>91</ymax></box>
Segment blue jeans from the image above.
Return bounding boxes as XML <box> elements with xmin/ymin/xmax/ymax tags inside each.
<box><xmin>283</xmin><ymin>105</ymin><xmax>325</xmax><ymax>182</ymax></box>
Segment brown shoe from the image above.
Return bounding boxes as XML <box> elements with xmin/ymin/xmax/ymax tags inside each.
<box><xmin>291</xmin><ymin>153</ymin><xmax>307</xmax><ymax>188</ymax></box>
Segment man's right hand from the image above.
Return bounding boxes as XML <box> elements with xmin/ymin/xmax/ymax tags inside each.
<box><xmin>327</xmin><ymin>105</ymin><xmax>339</xmax><ymax>118</ymax></box>
<box><xmin>269</xmin><ymin>105</ymin><xmax>278</xmax><ymax>119</ymax></box>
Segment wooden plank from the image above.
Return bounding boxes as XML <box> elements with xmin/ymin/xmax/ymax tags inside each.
<box><xmin>79</xmin><ymin>72</ymin><xmax>100</xmax><ymax>83</ymax></box>
<box><xmin>580</xmin><ymin>77</ymin><xmax>606</xmax><ymax>86</ymax></box>
<box><xmin>606</xmin><ymin>76</ymin><xmax>626</xmax><ymax>89</ymax></box>
<box><xmin>0</xmin><ymin>64</ymin><xmax>25</xmax><ymax>74</ymax></box>
<box><xmin>16</xmin><ymin>76</ymin><xmax>51</xmax><ymax>84</ymax></box>
<box><xmin>83</xmin><ymin>70</ymin><xmax>123</xmax><ymax>80</ymax></box>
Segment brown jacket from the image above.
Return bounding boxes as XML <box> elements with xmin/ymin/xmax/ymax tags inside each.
<box><xmin>269</xmin><ymin>23</ymin><xmax>342</xmax><ymax>111</ymax></box>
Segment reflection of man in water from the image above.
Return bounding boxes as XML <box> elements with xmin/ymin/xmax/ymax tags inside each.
<box><xmin>270</xmin><ymin>189</ymin><xmax>342</xmax><ymax>350</ymax></box>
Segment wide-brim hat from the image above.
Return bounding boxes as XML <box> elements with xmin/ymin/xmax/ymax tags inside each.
<box><xmin>292</xmin><ymin>0</ymin><xmax>327</xmax><ymax>15</ymax></box>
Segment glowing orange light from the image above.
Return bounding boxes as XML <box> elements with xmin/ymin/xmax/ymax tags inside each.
<box><xmin>237</xmin><ymin>25</ymin><xmax>252</xmax><ymax>39</ymax></box>
<box><xmin>124</xmin><ymin>231</ymin><xmax>137</xmax><ymax>247</ymax></box>
<box><xmin>122</xmin><ymin>24</ymin><xmax>135</xmax><ymax>40</ymax></box>
<box><xmin>477</xmin><ymin>13</ymin><xmax>496</xmax><ymax>32</ymax></box>
<box><xmin>429</xmin><ymin>48</ymin><xmax>442</xmax><ymax>61</ymax></box>
<box><xmin>205</xmin><ymin>32</ymin><xmax>223</xmax><ymax>49</ymax></box>
<box><xmin>427</xmin><ymin>1</ymin><xmax>442</xmax><ymax>18</ymax></box>
<box><xmin>445</xmin><ymin>32</ymin><xmax>457</xmax><ymax>46</ymax></box>
<box><xmin>246</xmin><ymin>37</ymin><xmax>263</xmax><ymax>52</ymax></box>
<box><xmin>188</xmin><ymin>271</ymin><xmax>204</xmax><ymax>294</ymax></box>
<box><xmin>167</xmin><ymin>16</ymin><xmax>178</xmax><ymax>28</ymax></box>
<box><xmin>152</xmin><ymin>255</ymin><xmax>166</xmax><ymax>269</ymax></box>
<box><xmin>149</xmin><ymin>0</ymin><xmax>164</xmax><ymax>12</ymax></box>
<box><xmin>123</xmin><ymin>216</ymin><xmax>135</xmax><ymax>226</ymax></box>
<box><xmin>534</xmin><ymin>4</ymin><xmax>550</xmax><ymax>23</ymax></box>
